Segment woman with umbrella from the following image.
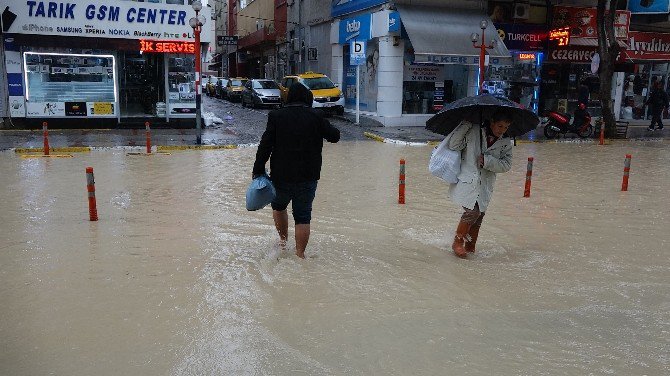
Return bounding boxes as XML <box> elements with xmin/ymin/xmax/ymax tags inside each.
<box><xmin>426</xmin><ymin>95</ymin><xmax>539</xmax><ymax>258</ymax></box>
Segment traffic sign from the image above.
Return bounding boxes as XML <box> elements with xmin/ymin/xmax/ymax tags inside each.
<box><xmin>350</xmin><ymin>40</ymin><xmax>365</xmax><ymax>66</ymax></box>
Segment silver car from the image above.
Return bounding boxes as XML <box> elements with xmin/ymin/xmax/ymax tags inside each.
<box><xmin>241</xmin><ymin>79</ymin><xmax>282</xmax><ymax>109</ymax></box>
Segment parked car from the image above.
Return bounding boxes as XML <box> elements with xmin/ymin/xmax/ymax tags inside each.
<box><xmin>225</xmin><ymin>77</ymin><xmax>249</xmax><ymax>101</ymax></box>
<box><xmin>279</xmin><ymin>72</ymin><xmax>344</xmax><ymax>115</ymax></box>
<box><xmin>205</xmin><ymin>76</ymin><xmax>218</xmax><ymax>97</ymax></box>
<box><xmin>214</xmin><ymin>78</ymin><xmax>229</xmax><ymax>98</ymax></box>
<box><xmin>241</xmin><ymin>79</ymin><xmax>282</xmax><ymax>108</ymax></box>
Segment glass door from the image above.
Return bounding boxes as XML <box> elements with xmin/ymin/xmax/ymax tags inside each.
<box><xmin>119</xmin><ymin>52</ymin><xmax>165</xmax><ymax>118</ymax></box>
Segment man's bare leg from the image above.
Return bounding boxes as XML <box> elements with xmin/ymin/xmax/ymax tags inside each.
<box><xmin>295</xmin><ymin>224</ymin><xmax>310</xmax><ymax>259</ymax></box>
<box><xmin>273</xmin><ymin>210</ymin><xmax>289</xmax><ymax>248</ymax></box>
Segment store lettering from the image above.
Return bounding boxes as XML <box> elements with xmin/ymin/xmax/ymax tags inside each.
<box><xmin>26</xmin><ymin>1</ymin><xmax>76</xmax><ymax>19</ymax></box>
<box><xmin>127</xmin><ymin>8</ymin><xmax>186</xmax><ymax>25</ymax></box>
<box><xmin>140</xmin><ymin>40</ymin><xmax>194</xmax><ymax>54</ymax></box>
<box><xmin>628</xmin><ymin>36</ymin><xmax>670</xmax><ymax>53</ymax></box>
<box><xmin>550</xmin><ymin>50</ymin><xmax>594</xmax><ymax>61</ymax></box>
<box><xmin>85</xmin><ymin>5</ymin><xmax>120</xmax><ymax>21</ymax></box>
<box><xmin>507</xmin><ymin>33</ymin><xmax>543</xmax><ymax>42</ymax></box>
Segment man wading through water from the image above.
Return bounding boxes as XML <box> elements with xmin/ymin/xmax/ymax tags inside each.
<box><xmin>252</xmin><ymin>83</ymin><xmax>340</xmax><ymax>258</ymax></box>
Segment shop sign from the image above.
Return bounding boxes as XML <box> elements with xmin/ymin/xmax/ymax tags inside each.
<box><xmin>628</xmin><ymin>0</ymin><xmax>670</xmax><ymax>14</ymax></box>
<box><xmin>624</xmin><ymin>31</ymin><xmax>670</xmax><ymax>60</ymax></box>
<box><xmin>332</xmin><ymin>0</ymin><xmax>386</xmax><ymax>18</ymax></box>
<box><xmin>518</xmin><ymin>53</ymin><xmax>536</xmax><ymax>60</ymax></box>
<box><xmin>404</xmin><ymin>65</ymin><xmax>443</xmax><ymax>82</ymax></box>
<box><xmin>65</xmin><ymin>102</ymin><xmax>87</xmax><ymax>116</ymax></box>
<box><xmin>552</xmin><ymin>6</ymin><xmax>630</xmax><ymax>40</ymax></box>
<box><xmin>1</xmin><ymin>0</ymin><xmax>211</xmax><ymax>42</ymax></box>
<box><xmin>547</xmin><ymin>47</ymin><xmax>596</xmax><ymax>63</ymax></box>
<box><xmin>92</xmin><ymin>102</ymin><xmax>114</xmax><ymax>115</ymax></box>
<box><xmin>496</xmin><ymin>24</ymin><xmax>547</xmax><ymax>51</ymax></box>
<box><xmin>414</xmin><ymin>55</ymin><xmax>509</xmax><ymax>66</ymax></box>
<box><xmin>217</xmin><ymin>35</ymin><xmax>238</xmax><ymax>46</ymax></box>
<box><xmin>338</xmin><ymin>13</ymin><xmax>372</xmax><ymax>43</ymax></box>
<box><xmin>140</xmin><ymin>40</ymin><xmax>195</xmax><ymax>54</ymax></box>
<box><xmin>26</xmin><ymin>102</ymin><xmax>66</xmax><ymax>117</ymax></box>
<box><xmin>9</xmin><ymin>97</ymin><xmax>26</xmax><ymax>118</ymax></box>
<box><xmin>549</xmin><ymin>27</ymin><xmax>570</xmax><ymax>46</ymax></box>
<box><xmin>388</xmin><ymin>11</ymin><xmax>400</xmax><ymax>33</ymax></box>
<box><xmin>7</xmin><ymin>73</ymin><xmax>24</xmax><ymax>96</ymax></box>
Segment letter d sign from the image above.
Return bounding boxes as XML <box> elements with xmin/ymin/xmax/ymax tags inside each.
<box><xmin>350</xmin><ymin>40</ymin><xmax>366</xmax><ymax>65</ymax></box>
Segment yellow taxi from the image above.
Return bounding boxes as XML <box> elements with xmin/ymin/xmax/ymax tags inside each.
<box><xmin>279</xmin><ymin>72</ymin><xmax>344</xmax><ymax>115</ymax></box>
<box><xmin>225</xmin><ymin>77</ymin><xmax>249</xmax><ymax>102</ymax></box>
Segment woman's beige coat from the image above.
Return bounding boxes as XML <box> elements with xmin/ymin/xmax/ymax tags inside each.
<box><xmin>447</xmin><ymin>121</ymin><xmax>513</xmax><ymax>212</ymax></box>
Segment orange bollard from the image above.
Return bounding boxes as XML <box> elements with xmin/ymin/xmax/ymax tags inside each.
<box><xmin>621</xmin><ymin>154</ymin><xmax>631</xmax><ymax>191</ymax></box>
<box><xmin>145</xmin><ymin>121</ymin><xmax>151</xmax><ymax>154</ymax></box>
<box><xmin>43</xmin><ymin>121</ymin><xmax>50</xmax><ymax>156</ymax></box>
<box><xmin>523</xmin><ymin>157</ymin><xmax>534</xmax><ymax>198</ymax></box>
<box><xmin>398</xmin><ymin>159</ymin><xmax>406</xmax><ymax>204</ymax></box>
<box><xmin>599</xmin><ymin>121</ymin><xmax>605</xmax><ymax>145</ymax></box>
<box><xmin>86</xmin><ymin>167</ymin><xmax>98</xmax><ymax>221</ymax></box>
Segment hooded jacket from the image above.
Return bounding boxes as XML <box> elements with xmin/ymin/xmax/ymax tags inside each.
<box><xmin>253</xmin><ymin>83</ymin><xmax>340</xmax><ymax>183</ymax></box>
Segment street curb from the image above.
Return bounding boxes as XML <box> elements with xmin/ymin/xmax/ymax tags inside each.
<box><xmin>14</xmin><ymin>147</ymin><xmax>91</xmax><ymax>153</ymax></box>
<box><xmin>157</xmin><ymin>145</ymin><xmax>238</xmax><ymax>151</ymax></box>
<box><xmin>363</xmin><ymin>131</ymin><xmax>436</xmax><ymax>146</ymax></box>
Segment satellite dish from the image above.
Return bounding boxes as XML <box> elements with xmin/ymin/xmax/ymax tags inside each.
<box><xmin>591</xmin><ymin>53</ymin><xmax>600</xmax><ymax>74</ymax></box>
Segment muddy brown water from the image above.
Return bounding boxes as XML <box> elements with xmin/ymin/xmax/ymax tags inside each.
<box><xmin>1</xmin><ymin>141</ymin><xmax>669</xmax><ymax>375</ymax></box>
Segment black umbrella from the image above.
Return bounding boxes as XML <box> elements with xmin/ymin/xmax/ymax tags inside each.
<box><xmin>426</xmin><ymin>94</ymin><xmax>540</xmax><ymax>138</ymax></box>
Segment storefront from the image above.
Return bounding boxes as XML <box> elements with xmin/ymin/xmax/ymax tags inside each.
<box><xmin>617</xmin><ymin>31</ymin><xmax>670</xmax><ymax>122</ymax></box>
<box><xmin>540</xmin><ymin>5</ymin><xmax>630</xmax><ymax>117</ymax></box>
<box><xmin>331</xmin><ymin>3</ymin><xmax>510</xmax><ymax>126</ymax></box>
<box><xmin>490</xmin><ymin>24</ymin><xmax>547</xmax><ymax>113</ymax></box>
<box><xmin>2</xmin><ymin>0</ymin><xmax>210</xmax><ymax>127</ymax></box>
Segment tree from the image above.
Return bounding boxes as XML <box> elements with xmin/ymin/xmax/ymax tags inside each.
<box><xmin>596</xmin><ymin>0</ymin><xmax>620</xmax><ymax>138</ymax></box>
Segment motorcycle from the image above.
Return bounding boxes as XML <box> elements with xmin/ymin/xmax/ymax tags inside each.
<box><xmin>543</xmin><ymin>104</ymin><xmax>593</xmax><ymax>139</ymax></box>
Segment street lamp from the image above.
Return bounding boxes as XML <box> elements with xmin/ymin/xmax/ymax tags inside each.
<box><xmin>189</xmin><ymin>0</ymin><xmax>206</xmax><ymax>145</ymax></box>
<box><xmin>471</xmin><ymin>19</ymin><xmax>497</xmax><ymax>95</ymax></box>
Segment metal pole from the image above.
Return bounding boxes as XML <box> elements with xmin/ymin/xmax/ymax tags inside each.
<box><xmin>356</xmin><ymin>64</ymin><xmax>360</xmax><ymax>125</ymax></box>
<box><xmin>479</xmin><ymin>28</ymin><xmax>486</xmax><ymax>94</ymax></box>
<box><xmin>195</xmin><ymin>13</ymin><xmax>202</xmax><ymax>145</ymax></box>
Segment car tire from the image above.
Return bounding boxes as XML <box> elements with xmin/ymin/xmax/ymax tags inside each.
<box><xmin>241</xmin><ymin>97</ymin><xmax>246</xmax><ymax>107</ymax></box>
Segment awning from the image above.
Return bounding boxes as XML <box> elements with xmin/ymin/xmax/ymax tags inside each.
<box><xmin>397</xmin><ymin>5</ymin><xmax>512</xmax><ymax>65</ymax></box>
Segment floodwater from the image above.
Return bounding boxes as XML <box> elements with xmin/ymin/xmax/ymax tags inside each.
<box><xmin>1</xmin><ymin>141</ymin><xmax>669</xmax><ymax>375</ymax></box>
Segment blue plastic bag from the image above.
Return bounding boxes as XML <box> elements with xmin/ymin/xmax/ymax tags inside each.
<box><xmin>246</xmin><ymin>174</ymin><xmax>276</xmax><ymax>211</ymax></box>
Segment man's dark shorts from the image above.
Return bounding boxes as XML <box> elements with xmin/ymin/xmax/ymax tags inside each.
<box><xmin>271</xmin><ymin>181</ymin><xmax>318</xmax><ymax>224</ymax></box>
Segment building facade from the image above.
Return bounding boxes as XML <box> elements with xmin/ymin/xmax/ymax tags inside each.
<box><xmin>1</xmin><ymin>0</ymin><xmax>211</xmax><ymax>127</ymax></box>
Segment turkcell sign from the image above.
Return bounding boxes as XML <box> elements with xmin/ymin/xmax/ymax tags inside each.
<box><xmin>332</xmin><ymin>0</ymin><xmax>387</xmax><ymax>18</ymax></box>
<box><xmin>350</xmin><ymin>40</ymin><xmax>366</xmax><ymax>65</ymax></box>
<box><xmin>1</xmin><ymin>0</ymin><xmax>211</xmax><ymax>42</ymax></box>
<box><xmin>339</xmin><ymin>13</ymin><xmax>372</xmax><ymax>43</ymax></box>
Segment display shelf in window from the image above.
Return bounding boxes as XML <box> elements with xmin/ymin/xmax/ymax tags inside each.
<box><xmin>23</xmin><ymin>52</ymin><xmax>118</xmax><ymax>118</ymax></box>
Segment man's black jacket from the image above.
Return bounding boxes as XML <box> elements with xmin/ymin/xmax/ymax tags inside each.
<box><xmin>253</xmin><ymin>104</ymin><xmax>340</xmax><ymax>183</ymax></box>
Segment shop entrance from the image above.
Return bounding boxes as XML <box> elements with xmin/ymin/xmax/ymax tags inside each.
<box><xmin>119</xmin><ymin>52</ymin><xmax>165</xmax><ymax>118</ymax></box>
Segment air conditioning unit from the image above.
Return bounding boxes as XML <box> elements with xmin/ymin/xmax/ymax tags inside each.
<box><xmin>514</xmin><ymin>3</ymin><xmax>530</xmax><ymax>20</ymax></box>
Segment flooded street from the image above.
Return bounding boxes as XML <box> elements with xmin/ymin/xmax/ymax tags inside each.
<box><xmin>1</xmin><ymin>141</ymin><xmax>669</xmax><ymax>375</ymax></box>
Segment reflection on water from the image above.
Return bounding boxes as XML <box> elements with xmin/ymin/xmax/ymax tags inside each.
<box><xmin>1</xmin><ymin>141</ymin><xmax>669</xmax><ymax>375</ymax></box>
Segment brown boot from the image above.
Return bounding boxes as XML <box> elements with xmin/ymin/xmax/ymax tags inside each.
<box><xmin>451</xmin><ymin>221</ymin><xmax>471</xmax><ymax>258</ymax></box>
<box><xmin>464</xmin><ymin>224</ymin><xmax>481</xmax><ymax>253</ymax></box>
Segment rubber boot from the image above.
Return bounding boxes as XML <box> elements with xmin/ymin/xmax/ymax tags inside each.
<box><xmin>464</xmin><ymin>224</ymin><xmax>481</xmax><ymax>253</ymax></box>
<box><xmin>451</xmin><ymin>221</ymin><xmax>471</xmax><ymax>258</ymax></box>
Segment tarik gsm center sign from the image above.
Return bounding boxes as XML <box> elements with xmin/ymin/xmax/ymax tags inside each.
<box><xmin>1</xmin><ymin>0</ymin><xmax>211</xmax><ymax>42</ymax></box>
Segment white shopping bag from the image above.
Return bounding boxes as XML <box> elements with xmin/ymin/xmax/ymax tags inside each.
<box><xmin>428</xmin><ymin>136</ymin><xmax>461</xmax><ymax>184</ymax></box>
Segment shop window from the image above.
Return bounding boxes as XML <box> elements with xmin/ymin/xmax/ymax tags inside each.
<box><xmin>168</xmin><ymin>55</ymin><xmax>196</xmax><ymax>115</ymax></box>
<box><xmin>402</xmin><ymin>81</ymin><xmax>436</xmax><ymax>114</ymax></box>
<box><xmin>24</xmin><ymin>52</ymin><xmax>116</xmax><ymax>104</ymax></box>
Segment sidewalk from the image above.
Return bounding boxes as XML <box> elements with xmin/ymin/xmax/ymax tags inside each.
<box><xmin>341</xmin><ymin>112</ymin><xmax>670</xmax><ymax>144</ymax></box>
